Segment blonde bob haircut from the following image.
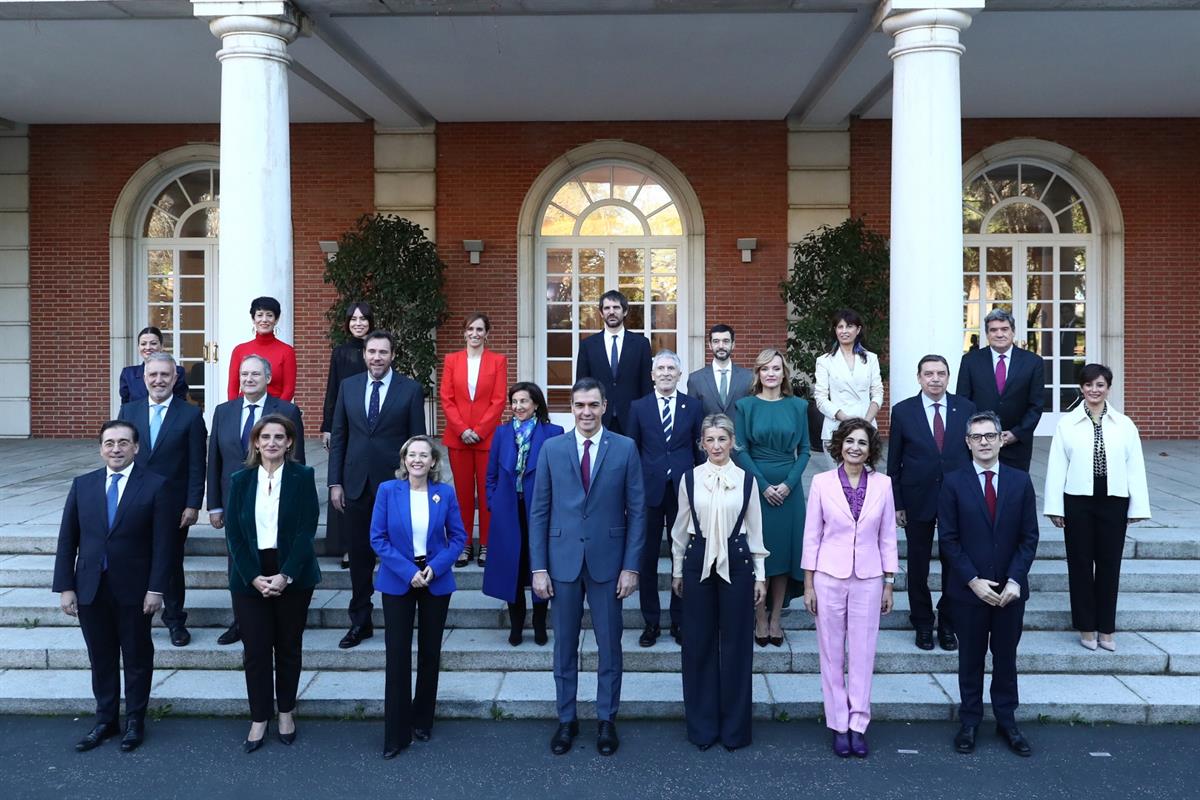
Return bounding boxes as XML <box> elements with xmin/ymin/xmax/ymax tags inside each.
<box><xmin>394</xmin><ymin>435</ymin><xmax>445</xmax><ymax>482</ymax></box>
<box><xmin>750</xmin><ymin>348</ymin><xmax>794</xmax><ymax>397</ymax></box>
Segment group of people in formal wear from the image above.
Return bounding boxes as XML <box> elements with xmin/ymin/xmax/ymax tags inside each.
<box><xmin>52</xmin><ymin>289</ymin><xmax>1150</xmax><ymax>761</ymax></box>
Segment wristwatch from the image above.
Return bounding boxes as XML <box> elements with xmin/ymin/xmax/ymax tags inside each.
<box><xmin>282</xmin><ymin>574</ymin><xmax>294</xmax><ymax>585</ymax></box>
<box><xmin>882</xmin><ymin>576</ymin><xmax>895</xmax><ymax>585</ymax></box>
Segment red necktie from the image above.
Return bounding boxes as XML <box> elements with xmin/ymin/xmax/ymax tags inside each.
<box><xmin>984</xmin><ymin>469</ymin><xmax>997</xmax><ymax>521</ymax></box>
<box><xmin>995</xmin><ymin>354</ymin><xmax>1007</xmax><ymax>394</ymax></box>
<box><xmin>581</xmin><ymin>439</ymin><xmax>592</xmax><ymax>494</ymax></box>
<box><xmin>932</xmin><ymin>402</ymin><xmax>945</xmax><ymax>452</ymax></box>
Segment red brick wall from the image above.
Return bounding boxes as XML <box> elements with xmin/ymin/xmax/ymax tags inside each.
<box><xmin>851</xmin><ymin>118</ymin><xmax>1200</xmax><ymax>438</ymax></box>
<box><xmin>27</xmin><ymin>123</ymin><xmax>374</xmax><ymax>437</ymax></box>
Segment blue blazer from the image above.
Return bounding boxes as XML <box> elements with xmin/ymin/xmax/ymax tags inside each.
<box><xmin>118</xmin><ymin>363</ymin><xmax>188</xmax><ymax>405</ymax></box>
<box><xmin>119</xmin><ymin>397</ymin><xmax>207</xmax><ymax>514</ymax></box>
<box><xmin>624</xmin><ymin>391</ymin><xmax>705</xmax><ymax>508</ymax></box>
<box><xmin>885</xmin><ymin>392</ymin><xmax>976</xmax><ymax>522</ymax></box>
<box><xmin>370</xmin><ymin>480</ymin><xmax>467</xmax><ymax>597</ymax></box>
<box><xmin>528</xmin><ymin>429</ymin><xmax>647</xmax><ymax>584</ymax></box>
<box><xmin>936</xmin><ymin>463</ymin><xmax>1040</xmax><ymax>605</ymax></box>
<box><xmin>482</xmin><ymin>419</ymin><xmax>565</xmax><ymax>602</ymax></box>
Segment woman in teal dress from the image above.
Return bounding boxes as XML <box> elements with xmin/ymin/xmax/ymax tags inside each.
<box><xmin>734</xmin><ymin>348</ymin><xmax>810</xmax><ymax>647</ymax></box>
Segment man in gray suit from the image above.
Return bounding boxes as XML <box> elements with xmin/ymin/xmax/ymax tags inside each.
<box><xmin>686</xmin><ymin>324</ymin><xmax>754</xmax><ymax>418</ymax></box>
<box><xmin>530</xmin><ymin>377</ymin><xmax>646</xmax><ymax>757</ymax></box>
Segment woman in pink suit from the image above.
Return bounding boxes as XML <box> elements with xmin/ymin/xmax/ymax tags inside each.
<box><xmin>801</xmin><ymin>418</ymin><xmax>897</xmax><ymax>759</ymax></box>
<box><xmin>439</xmin><ymin>312</ymin><xmax>508</xmax><ymax>567</ymax></box>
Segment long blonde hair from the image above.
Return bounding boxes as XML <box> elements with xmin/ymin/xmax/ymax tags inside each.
<box><xmin>750</xmin><ymin>348</ymin><xmax>794</xmax><ymax>397</ymax></box>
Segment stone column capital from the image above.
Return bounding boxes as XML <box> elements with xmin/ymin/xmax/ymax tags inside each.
<box><xmin>881</xmin><ymin>2</ymin><xmax>981</xmax><ymax>59</ymax></box>
<box><xmin>193</xmin><ymin>2</ymin><xmax>303</xmax><ymax>56</ymax></box>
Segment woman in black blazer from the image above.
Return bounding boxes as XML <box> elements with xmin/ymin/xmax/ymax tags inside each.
<box><xmin>320</xmin><ymin>302</ymin><xmax>374</xmax><ymax>568</ymax></box>
<box><xmin>118</xmin><ymin>326</ymin><xmax>188</xmax><ymax>404</ymax></box>
<box><xmin>225</xmin><ymin>414</ymin><xmax>322</xmax><ymax>752</ymax></box>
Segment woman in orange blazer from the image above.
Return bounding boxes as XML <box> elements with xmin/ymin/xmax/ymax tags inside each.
<box><xmin>439</xmin><ymin>312</ymin><xmax>508</xmax><ymax>567</ymax></box>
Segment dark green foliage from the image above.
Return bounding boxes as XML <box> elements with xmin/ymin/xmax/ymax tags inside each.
<box><xmin>323</xmin><ymin>214</ymin><xmax>448</xmax><ymax>396</ymax></box>
<box><xmin>780</xmin><ymin>217</ymin><xmax>890</xmax><ymax>395</ymax></box>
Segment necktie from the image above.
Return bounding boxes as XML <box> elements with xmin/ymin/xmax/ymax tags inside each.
<box><xmin>106</xmin><ymin>473</ymin><xmax>122</xmax><ymax>531</ymax></box>
<box><xmin>983</xmin><ymin>469</ymin><xmax>997</xmax><ymax>521</ymax></box>
<box><xmin>661</xmin><ymin>396</ymin><xmax>673</xmax><ymax>441</ymax></box>
<box><xmin>581</xmin><ymin>439</ymin><xmax>592</xmax><ymax>494</ymax></box>
<box><xmin>995</xmin><ymin>353</ymin><xmax>1007</xmax><ymax>394</ymax></box>
<box><xmin>240</xmin><ymin>403</ymin><xmax>259</xmax><ymax>454</ymax></box>
<box><xmin>718</xmin><ymin>369</ymin><xmax>729</xmax><ymax>406</ymax></box>
<box><xmin>367</xmin><ymin>380</ymin><xmax>383</xmax><ymax>430</ymax></box>
<box><xmin>149</xmin><ymin>404</ymin><xmax>165</xmax><ymax>449</ymax></box>
<box><xmin>609</xmin><ymin>336</ymin><xmax>619</xmax><ymax>380</ymax></box>
<box><xmin>932</xmin><ymin>402</ymin><xmax>945</xmax><ymax>452</ymax></box>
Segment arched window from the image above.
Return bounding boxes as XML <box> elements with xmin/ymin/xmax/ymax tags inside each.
<box><xmin>537</xmin><ymin>163</ymin><xmax>686</xmax><ymax>413</ymax></box>
<box><xmin>963</xmin><ymin>160</ymin><xmax>1094</xmax><ymax>429</ymax></box>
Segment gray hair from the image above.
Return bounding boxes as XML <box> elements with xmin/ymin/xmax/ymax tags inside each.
<box><xmin>144</xmin><ymin>351</ymin><xmax>176</xmax><ymax>368</ymax></box>
<box><xmin>966</xmin><ymin>410</ymin><xmax>1002</xmax><ymax>433</ymax></box>
<box><xmin>652</xmin><ymin>349</ymin><xmax>682</xmax><ymax>371</ymax></box>
<box><xmin>239</xmin><ymin>353</ymin><xmax>272</xmax><ymax>380</ymax></box>
<box><xmin>983</xmin><ymin>308</ymin><xmax>1016</xmax><ymax>330</ymax></box>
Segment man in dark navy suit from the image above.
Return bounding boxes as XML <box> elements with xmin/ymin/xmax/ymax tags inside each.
<box><xmin>956</xmin><ymin>309</ymin><xmax>1044</xmax><ymax>472</ymax></box>
<box><xmin>118</xmin><ymin>352</ymin><xmax>206</xmax><ymax>648</ymax></box>
<box><xmin>575</xmin><ymin>289</ymin><xmax>652</xmax><ymax>434</ymax></box>
<box><xmin>886</xmin><ymin>355</ymin><xmax>976</xmax><ymax>652</ymax></box>
<box><xmin>937</xmin><ymin>411</ymin><xmax>1039</xmax><ymax>758</ymax></box>
<box><xmin>625</xmin><ymin>350</ymin><xmax>704</xmax><ymax>646</ymax></box>
<box><xmin>53</xmin><ymin>420</ymin><xmax>174</xmax><ymax>753</ymax></box>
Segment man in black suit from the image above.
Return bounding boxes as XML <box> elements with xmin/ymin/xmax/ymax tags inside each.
<box><xmin>206</xmin><ymin>354</ymin><xmax>306</xmax><ymax>645</ymax></box>
<box><xmin>886</xmin><ymin>354</ymin><xmax>976</xmax><ymax>652</ymax></box>
<box><xmin>328</xmin><ymin>330</ymin><xmax>427</xmax><ymax>648</ymax></box>
<box><xmin>955</xmin><ymin>309</ymin><xmax>1044</xmax><ymax>471</ymax></box>
<box><xmin>53</xmin><ymin>420</ymin><xmax>174</xmax><ymax>753</ymax></box>
<box><xmin>118</xmin><ymin>352</ymin><xmax>206</xmax><ymax>648</ymax></box>
<box><xmin>575</xmin><ymin>289</ymin><xmax>652</xmax><ymax>434</ymax></box>
<box><xmin>625</xmin><ymin>350</ymin><xmax>704</xmax><ymax>646</ymax></box>
<box><xmin>685</xmin><ymin>324</ymin><xmax>754</xmax><ymax>418</ymax></box>
<box><xmin>937</xmin><ymin>411</ymin><xmax>1039</xmax><ymax>758</ymax></box>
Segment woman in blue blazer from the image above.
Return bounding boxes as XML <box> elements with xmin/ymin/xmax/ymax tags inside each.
<box><xmin>482</xmin><ymin>382</ymin><xmax>565</xmax><ymax>646</ymax></box>
<box><xmin>118</xmin><ymin>326</ymin><xmax>188</xmax><ymax>403</ymax></box>
<box><xmin>370</xmin><ymin>435</ymin><xmax>467</xmax><ymax>759</ymax></box>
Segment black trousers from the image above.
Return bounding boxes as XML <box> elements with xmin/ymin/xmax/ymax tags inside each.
<box><xmin>345</xmin><ymin>487</ymin><xmax>380</xmax><ymax>627</ymax></box>
<box><xmin>906</xmin><ymin>518</ymin><xmax>953</xmax><ymax>634</ymax></box>
<box><xmin>77</xmin><ymin>573</ymin><xmax>154</xmax><ymax>725</ymax></box>
<box><xmin>680</xmin><ymin>534</ymin><xmax>755</xmax><ymax>749</ymax></box>
<box><xmin>325</xmin><ymin>494</ymin><xmax>348</xmax><ymax>554</ymax></box>
<box><xmin>160</xmin><ymin>524</ymin><xmax>191</xmax><ymax>630</ymax></box>
<box><xmin>231</xmin><ymin>550</ymin><xmax>314</xmax><ymax>722</ymax></box>
<box><xmin>640</xmin><ymin>490</ymin><xmax>681</xmax><ymax>628</ymax></box>
<box><xmin>383</xmin><ymin>589</ymin><xmax>451</xmax><ymax>750</ymax></box>
<box><xmin>1063</xmin><ymin>476</ymin><xmax>1130</xmax><ymax>634</ymax></box>
<box><xmin>508</xmin><ymin>500</ymin><xmax>548</xmax><ymax>630</ymax></box>
<box><xmin>954</xmin><ymin>599</ymin><xmax>1024</xmax><ymax>728</ymax></box>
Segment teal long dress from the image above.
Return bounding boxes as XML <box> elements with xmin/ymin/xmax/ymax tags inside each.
<box><xmin>733</xmin><ymin>395</ymin><xmax>811</xmax><ymax>581</ymax></box>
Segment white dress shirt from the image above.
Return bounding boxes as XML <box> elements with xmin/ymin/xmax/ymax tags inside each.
<box><xmin>466</xmin><ymin>354</ymin><xmax>481</xmax><ymax>400</ymax></box>
<box><xmin>241</xmin><ymin>395</ymin><xmax>266</xmax><ymax>432</ymax></box>
<box><xmin>148</xmin><ymin>394</ymin><xmax>173</xmax><ymax>428</ymax></box>
<box><xmin>973</xmin><ymin>459</ymin><xmax>999</xmax><ymax>495</ymax></box>
<box><xmin>654</xmin><ymin>391</ymin><xmax>678</xmax><ymax>440</ymax></box>
<box><xmin>1042</xmin><ymin>402</ymin><xmax>1151</xmax><ymax>518</ymax></box>
<box><xmin>606</xmin><ymin>327</ymin><xmax>625</xmax><ymax>365</ymax></box>
<box><xmin>254</xmin><ymin>465</ymin><xmax>282</xmax><ymax>550</ymax></box>
<box><xmin>574</xmin><ymin>428</ymin><xmax>603</xmax><ymax>463</ymax></box>
<box><xmin>410</xmin><ymin>488</ymin><xmax>429</xmax><ymax>558</ymax></box>
<box><xmin>363</xmin><ymin>369</ymin><xmax>393</xmax><ymax>415</ymax></box>
<box><xmin>105</xmin><ymin>463</ymin><xmax>135</xmax><ymax>507</ymax></box>
<box><xmin>990</xmin><ymin>346</ymin><xmax>1013</xmax><ymax>373</ymax></box>
<box><xmin>922</xmin><ymin>392</ymin><xmax>947</xmax><ymax>436</ymax></box>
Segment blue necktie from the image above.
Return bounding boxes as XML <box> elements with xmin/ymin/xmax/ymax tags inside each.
<box><xmin>609</xmin><ymin>335</ymin><xmax>619</xmax><ymax>379</ymax></box>
<box><xmin>661</xmin><ymin>396</ymin><xmax>673</xmax><ymax>441</ymax></box>
<box><xmin>367</xmin><ymin>380</ymin><xmax>383</xmax><ymax>430</ymax></box>
<box><xmin>241</xmin><ymin>403</ymin><xmax>259</xmax><ymax>454</ymax></box>
<box><xmin>107</xmin><ymin>472</ymin><xmax>121</xmax><ymax>530</ymax></box>
<box><xmin>149</xmin><ymin>404</ymin><xmax>165</xmax><ymax>449</ymax></box>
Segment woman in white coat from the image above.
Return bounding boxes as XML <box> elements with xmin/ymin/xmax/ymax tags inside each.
<box><xmin>813</xmin><ymin>309</ymin><xmax>884</xmax><ymax>467</ymax></box>
<box><xmin>1044</xmin><ymin>364</ymin><xmax>1150</xmax><ymax>652</ymax></box>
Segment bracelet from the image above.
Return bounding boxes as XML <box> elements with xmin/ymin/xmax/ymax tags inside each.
<box><xmin>882</xmin><ymin>576</ymin><xmax>895</xmax><ymax>585</ymax></box>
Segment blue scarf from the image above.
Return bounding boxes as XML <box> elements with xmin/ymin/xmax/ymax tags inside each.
<box><xmin>513</xmin><ymin>418</ymin><xmax>537</xmax><ymax>491</ymax></box>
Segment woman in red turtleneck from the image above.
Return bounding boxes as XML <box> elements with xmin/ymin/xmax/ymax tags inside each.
<box><xmin>227</xmin><ymin>296</ymin><xmax>297</xmax><ymax>401</ymax></box>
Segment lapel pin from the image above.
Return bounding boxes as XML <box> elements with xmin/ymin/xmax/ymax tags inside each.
<box><xmin>432</xmin><ymin>494</ymin><xmax>441</xmax><ymax>504</ymax></box>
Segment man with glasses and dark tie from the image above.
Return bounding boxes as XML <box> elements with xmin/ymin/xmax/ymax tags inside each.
<box><xmin>686</xmin><ymin>324</ymin><xmax>754</xmax><ymax>419</ymax></box>
<box><xmin>937</xmin><ymin>411</ymin><xmax>1040</xmax><ymax>758</ymax></box>
<box><xmin>119</xmin><ymin>351</ymin><xmax>206</xmax><ymax>648</ymax></box>
<box><xmin>328</xmin><ymin>330</ymin><xmax>426</xmax><ymax>649</ymax></box>
<box><xmin>575</xmin><ymin>290</ymin><xmax>652</xmax><ymax>435</ymax></box>
<box><xmin>206</xmin><ymin>354</ymin><xmax>306</xmax><ymax>645</ymax></box>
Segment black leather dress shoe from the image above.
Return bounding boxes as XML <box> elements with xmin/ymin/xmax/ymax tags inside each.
<box><xmin>413</xmin><ymin>728</ymin><xmax>431</xmax><ymax>742</ymax></box>
<box><xmin>382</xmin><ymin>743</ymin><xmax>408</xmax><ymax>759</ymax></box>
<box><xmin>119</xmin><ymin>719</ymin><xmax>144</xmax><ymax>752</ymax></box>
<box><xmin>75</xmin><ymin>722</ymin><xmax>119</xmax><ymax>752</ymax></box>
<box><xmin>938</xmin><ymin>629</ymin><xmax>958</xmax><ymax>651</ymax></box>
<box><xmin>915</xmin><ymin>629</ymin><xmax>935</xmax><ymax>650</ymax></box>
<box><xmin>997</xmin><ymin>725</ymin><xmax>1033</xmax><ymax>757</ymax></box>
<box><xmin>597</xmin><ymin>720</ymin><xmax>619</xmax><ymax>756</ymax></box>
<box><xmin>339</xmin><ymin>625</ymin><xmax>373</xmax><ymax>649</ymax></box>
<box><xmin>550</xmin><ymin>720</ymin><xmax>579</xmax><ymax>755</ymax></box>
<box><xmin>669</xmin><ymin>624</ymin><xmax>681</xmax><ymax>644</ymax></box>
<box><xmin>217</xmin><ymin>623</ymin><xmax>241</xmax><ymax>646</ymax></box>
<box><xmin>954</xmin><ymin>724</ymin><xmax>977</xmax><ymax>754</ymax></box>
<box><xmin>169</xmin><ymin>626</ymin><xmax>191</xmax><ymax>647</ymax></box>
<box><xmin>638</xmin><ymin>624</ymin><xmax>660</xmax><ymax>647</ymax></box>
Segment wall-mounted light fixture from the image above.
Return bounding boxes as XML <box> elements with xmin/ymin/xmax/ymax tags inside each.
<box><xmin>319</xmin><ymin>240</ymin><xmax>339</xmax><ymax>263</ymax></box>
<box><xmin>737</xmin><ymin>238</ymin><xmax>758</xmax><ymax>263</ymax></box>
<box><xmin>463</xmin><ymin>240</ymin><xmax>484</xmax><ymax>265</ymax></box>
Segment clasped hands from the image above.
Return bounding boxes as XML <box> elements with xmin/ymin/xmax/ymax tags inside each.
<box><xmin>762</xmin><ymin>483</ymin><xmax>790</xmax><ymax>507</ymax></box>
<box><xmin>409</xmin><ymin>566</ymin><xmax>435</xmax><ymax>589</ymax></box>
<box><xmin>460</xmin><ymin>428</ymin><xmax>481</xmax><ymax>445</ymax></box>
<box><xmin>969</xmin><ymin>577</ymin><xmax>1021</xmax><ymax>607</ymax></box>
<box><xmin>251</xmin><ymin>574</ymin><xmax>289</xmax><ymax>598</ymax></box>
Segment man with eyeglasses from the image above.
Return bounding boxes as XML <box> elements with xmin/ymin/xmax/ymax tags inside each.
<box><xmin>937</xmin><ymin>411</ymin><xmax>1040</xmax><ymax>758</ymax></box>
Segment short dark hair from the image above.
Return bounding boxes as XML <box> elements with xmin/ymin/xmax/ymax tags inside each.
<box><xmin>571</xmin><ymin>376</ymin><xmax>607</xmax><ymax>402</ymax></box>
<box><xmin>599</xmin><ymin>290</ymin><xmax>629</xmax><ymax>313</ymax></box>
<box><xmin>827</xmin><ymin>418</ymin><xmax>882</xmax><ymax>468</ymax></box>
<box><xmin>364</xmin><ymin>329</ymin><xmax>395</xmax><ymax>352</ymax></box>
<box><xmin>967</xmin><ymin>410</ymin><xmax>1002</xmax><ymax>433</ymax></box>
<box><xmin>249</xmin><ymin>296</ymin><xmax>282</xmax><ymax>318</ymax></box>
<box><xmin>709</xmin><ymin>324</ymin><xmax>735</xmax><ymax>341</ymax></box>
<box><xmin>917</xmin><ymin>354</ymin><xmax>950</xmax><ymax>373</ymax></box>
<box><xmin>464</xmin><ymin>312</ymin><xmax>491</xmax><ymax>332</ymax></box>
<box><xmin>343</xmin><ymin>301</ymin><xmax>375</xmax><ymax>337</ymax></box>
<box><xmin>509</xmin><ymin>381</ymin><xmax>550</xmax><ymax>424</ymax></box>
<box><xmin>136</xmin><ymin>326</ymin><xmax>164</xmax><ymax>344</ymax></box>
<box><xmin>99</xmin><ymin>419</ymin><xmax>138</xmax><ymax>444</ymax></box>
<box><xmin>243</xmin><ymin>413</ymin><xmax>298</xmax><ymax>468</ymax></box>
<box><xmin>1078</xmin><ymin>363</ymin><xmax>1114</xmax><ymax>387</ymax></box>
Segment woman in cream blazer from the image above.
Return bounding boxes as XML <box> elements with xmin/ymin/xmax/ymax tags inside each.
<box><xmin>813</xmin><ymin>310</ymin><xmax>883</xmax><ymax>466</ymax></box>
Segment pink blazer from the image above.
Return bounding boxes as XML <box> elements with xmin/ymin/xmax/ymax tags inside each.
<box><xmin>801</xmin><ymin>469</ymin><xmax>899</xmax><ymax>580</ymax></box>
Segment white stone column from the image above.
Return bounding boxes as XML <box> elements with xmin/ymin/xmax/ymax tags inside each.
<box><xmin>883</xmin><ymin>2</ymin><xmax>981</xmax><ymax>403</ymax></box>
<box><xmin>194</xmin><ymin>1</ymin><xmax>300</xmax><ymax>396</ymax></box>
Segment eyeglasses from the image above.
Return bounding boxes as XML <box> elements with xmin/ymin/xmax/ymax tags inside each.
<box><xmin>967</xmin><ymin>432</ymin><xmax>1000</xmax><ymax>443</ymax></box>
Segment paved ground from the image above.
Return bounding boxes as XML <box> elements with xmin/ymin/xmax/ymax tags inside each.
<box><xmin>0</xmin><ymin>717</ymin><xmax>1193</xmax><ymax>799</ymax></box>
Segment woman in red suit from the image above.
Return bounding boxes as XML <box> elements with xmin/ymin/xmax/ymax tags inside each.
<box><xmin>227</xmin><ymin>296</ymin><xmax>296</xmax><ymax>402</ymax></box>
<box><xmin>439</xmin><ymin>312</ymin><xmax>508</xmax><ymax>567</ymax></box>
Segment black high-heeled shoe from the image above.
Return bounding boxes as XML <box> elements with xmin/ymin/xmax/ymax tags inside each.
<box><xmin>278</xmin><ymin>717</ymin><xmax>297</xmax><ymax>745</ymax></box>
<box><xmin>340</xmin><ymin>555</ymin><xmax>350</xmax><ymax>570</ymax></box>
<box><xmin>508</xmin><ymin>628</ymin><xmax>523</xmax><ymax>647</ymax></box>
<box><xmin>244</xmin><ymin>721</ymin><xmax>268</xmax><ymax>753</ymax></box>
<box><xmin>769</xmin><ymin>635</ymin><xmax>784</xmax><ymax>647</ymax></box>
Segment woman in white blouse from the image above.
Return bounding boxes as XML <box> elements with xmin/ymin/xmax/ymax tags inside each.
<box><xmin>671</xmin><ymin>414</ymin><xmax>768</xmax><ymax>751</ymax></box>
<box><xmin>1044</xmin><ymin>364</ymin><xmax>1150</xmax><ymax>652</ymax></box>
<box><xmin>813</xmin><ymin>309</ymin><xmax>884</xmax><ymax>467</ymax></box>
<box><xmin>224</xmin><ymin>414</ymin><xmax>322</xmax><ymax>752</ymax></box>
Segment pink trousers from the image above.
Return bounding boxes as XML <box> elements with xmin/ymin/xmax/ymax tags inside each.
<box><xmin>813</xmin><ymin>571</ymin><xmax>883</xmax><ymax>734</ymax></box>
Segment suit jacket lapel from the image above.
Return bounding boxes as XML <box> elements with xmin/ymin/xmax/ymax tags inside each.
<box><xmin>110</xmin><ymin>466</ymin><xmax>145</xmax><ymax>537</ymax></box>
<box><xmin>133</xmin><ymin>402</ymin><xmax>152</xmax><ymax>457</ymax></box>
<box><xmin>349</xmin><ymin>374</ymin><xmax>370</xmax><ymax>428</ymax></box>
<box><xmin>587</xmin><ymin>432</ymin><xmax>612</xmax><ymax>498</ymax></box>
<box><xmin>396</xmin><ymin>480</ymin><xmax>415</xmax><ymax>556</ymax></box>
<box><xmin>153</xmin><ymin>399</ymin><xmax>183</xmax><ymax>453</ymax></box>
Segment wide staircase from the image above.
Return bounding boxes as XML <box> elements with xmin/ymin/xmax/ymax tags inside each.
<box><xmin>0</xmin><ymin>440</ymin><xmax>1196</xmax><ymax>723</ymax></box>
